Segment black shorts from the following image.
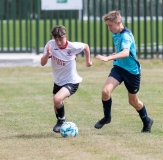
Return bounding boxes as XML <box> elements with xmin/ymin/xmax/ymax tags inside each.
<box><xmin>109</xmin><ymin>65</ymin><xmax>141</xmax><ymax>94</ymax></box>
<box><xmin>53</xmin><ymin>83</ymin><xmax>79</xmax><ymax>95</ymax></box>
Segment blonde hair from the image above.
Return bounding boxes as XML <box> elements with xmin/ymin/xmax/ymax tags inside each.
<box><xmin>103</xmin><ymin>10</ymin><xmax>122</xmax><ymax>23</ymax></box>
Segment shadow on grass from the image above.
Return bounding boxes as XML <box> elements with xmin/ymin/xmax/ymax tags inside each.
<box><xmin>1</xmin><ymin>132</ymin><xmax>62</xmax><ymax>139</ymax></box>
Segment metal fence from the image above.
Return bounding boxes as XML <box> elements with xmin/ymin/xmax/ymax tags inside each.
<box><xmin>0</xmin><ymin>0</ymin><xmax>163</xmax><ymax>59</ymax></box>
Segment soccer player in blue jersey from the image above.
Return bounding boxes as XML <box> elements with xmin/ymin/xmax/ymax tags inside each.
<box><xmin>94</xmin><ymin>10</ymin><xmax>153</xmax><ymax>133</ymax></box>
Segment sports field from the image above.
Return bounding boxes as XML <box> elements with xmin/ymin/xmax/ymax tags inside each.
<box><xmin>0</xmin><ymin>58</ymin><xmax>163</xmax><ymax>160</ymax></box>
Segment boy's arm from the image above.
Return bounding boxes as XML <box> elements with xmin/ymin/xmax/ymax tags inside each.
<box><xmin>83</xmin><ymin>43</ymin><xmax>92</xmax><ymax>67</ymax></box>
<box><xmin>96</xmin><ymin>48</ymin><xmax>129</xmax><ymax>62</ymax></box>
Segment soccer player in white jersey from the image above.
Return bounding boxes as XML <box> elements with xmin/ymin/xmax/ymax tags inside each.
<box><xmin>41</xmin><ymin>25</ymin><xmax>92</xmax><ymax>133</ymax></box>
<box><xmin>94</xmin><ymin>11</ymin><xmax>153</xmax><ymax>133</ymax></box>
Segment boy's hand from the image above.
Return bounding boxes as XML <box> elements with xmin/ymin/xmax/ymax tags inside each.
<box><xmin>46</xmin><ymin>44</ymin><xmax>52</xmax><ymax>55</ymax></box>
<box><xmin>96</xmin><ymin>54</ymin><xmax>109</xmax><ymax>62</ymax></box>
<box><xmin>86</xmin><ymin>61</ymin><xmax>92</xmax><ymax>67</ymax></box>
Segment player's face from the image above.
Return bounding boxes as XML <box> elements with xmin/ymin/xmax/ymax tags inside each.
<box><xmin>54</xmin><ymin>36</ymin><xmax>67</xmax><ymax>48</ymax></box>
<box><xmin>106</xmin><ymin>20</ymin><xmax>120</xmax><ymax>34</ymax></box>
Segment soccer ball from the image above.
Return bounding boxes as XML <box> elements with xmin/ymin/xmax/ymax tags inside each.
<box><xmin>60</xmin><ymin>122</ymin><xmax>78</xmax><ymax>138</ymax></box>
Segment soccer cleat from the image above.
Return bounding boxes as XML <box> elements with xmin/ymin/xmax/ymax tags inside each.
<box><xmin>53</xmin><ymin>119</ymin><xmax>66</xmax><ymax>133</ymax></box>
<box><xmin>94</xmin><ymin>117</ymin><xmax>111</xmax><ymax>129</ymax></box>
<box><xmin>141</xmin><ymin>118</ymin><xmax>154</xmax><ymax>133</ymax></box>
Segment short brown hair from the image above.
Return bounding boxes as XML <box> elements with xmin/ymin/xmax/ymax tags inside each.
<box><xmin>103</xmin><ymin>10</ymin><xmax>122</xmax><ymax>23</ymax></box>
<box><xmin>51</xmin><ymin>25</ymin><xmax>66</xmax><ymax>38</ymax></box>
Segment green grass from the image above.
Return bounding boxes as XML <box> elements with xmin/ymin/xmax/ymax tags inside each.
<box><xmin>0</xmin><ymin>58</ymin><xmax>163</xmax><ymax>160</ymax></box>
<box><xmin>1</xmin><ymin>19</ymin><xmax>163</xmax><ymax>48</ymax></box>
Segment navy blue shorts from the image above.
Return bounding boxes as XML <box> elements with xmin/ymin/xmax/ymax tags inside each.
<box><xmin>53</xmin><ymin>83</ymin><xmax>79</xmax><ymax>95</ymax></box>
<box><xmin>109</xmin><ymin>65</ymin><xmax>141</xmax><ymax>94</ymax></box>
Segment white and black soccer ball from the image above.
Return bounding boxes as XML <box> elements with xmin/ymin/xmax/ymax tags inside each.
<box><xmin>60</xmin><ymin>122</ymin><xmax>78</xmax><ymax>138</ymax></box>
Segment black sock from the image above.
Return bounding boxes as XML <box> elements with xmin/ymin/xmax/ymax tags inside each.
<box><xmin>137</xmin><ymin>106</ymin><xmax>150</xmax><ymax>124</ymax></box>
<box><xmin>102</xmin><ymin>98</ymin><xmax>112</xmax><ymax>121</ymax></box>
<box><xmin>56</xmin><ymin>104</ymin><xmax>65</xmax><ymax>120</ymax></box>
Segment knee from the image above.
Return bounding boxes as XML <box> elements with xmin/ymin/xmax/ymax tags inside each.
<box><xmin>129</xmin><ymin>99</ymin><xmax>139</xmax><ymax>107</ymax></box>
<box><xmin>53</xmin><ymin>95</ymin><xmax>62</xmax><ymax>106</ymax></box>
<box><xmin>102</xmin><ymin>88</ymin><xmax>111</xmax><ymax>99</ymax></box>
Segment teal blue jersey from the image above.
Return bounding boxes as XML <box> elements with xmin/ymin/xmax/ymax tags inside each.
<box><xmin>112</xmin><ymin>27</ymin><xmax>140</xmax><ymax>75</ymax></box>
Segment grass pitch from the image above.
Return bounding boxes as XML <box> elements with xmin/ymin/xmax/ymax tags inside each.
<box><xmin>0</xmin><ymin>58</ymin><xmax>163</xmax><ymax>160</ymax></box>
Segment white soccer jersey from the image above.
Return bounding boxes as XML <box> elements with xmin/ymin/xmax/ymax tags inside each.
<box><xmin>43</xmin><ymin>40</ymin><xmax>85</xmax><ymax>86</ymax></box>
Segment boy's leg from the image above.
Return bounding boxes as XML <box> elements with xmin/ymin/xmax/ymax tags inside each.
<box><xmin>53</xmin><ymin>83</ymin><xmax>79</xmax><ymax>133</ymax></box>
<box><xmin>123</xmin><ymin>68</ymin><xmax>154</xmax><ymax>133</ymax></box>
<box><xmin>95</xmin><ymin>76</ymin><xmax>119</xmax><ymax>129</ymax></box>
<box><xmin>128</xmin><ymin>93</ymin><xmax>153</xmax><ymax>133</ymax></box>
<box><xmin>53</xmin><ymin>87</ymin><xmax>70</xmax><ymax>133</ymax></box>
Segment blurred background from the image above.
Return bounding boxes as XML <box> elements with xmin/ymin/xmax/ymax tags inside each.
<box><xmin>0</xmin><ymin>0</ymin><xmax>163</xmax><ymax>59</ymax></box>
